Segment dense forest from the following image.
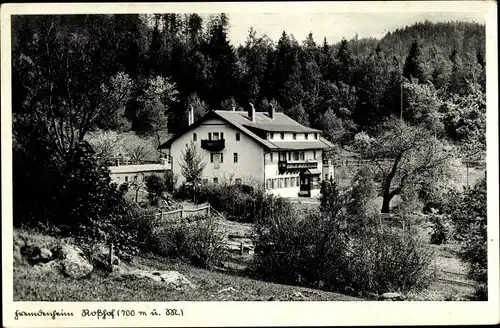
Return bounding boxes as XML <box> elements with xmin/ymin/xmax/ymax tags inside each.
<box><xmin>12</xmin><ymin>14</ymin><xmax>486</xmax><ymax>151</ymax></box>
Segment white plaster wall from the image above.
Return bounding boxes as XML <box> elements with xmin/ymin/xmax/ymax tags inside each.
<box><xmin>169</xmin><ymin>118</ymin><xmax>264</xmax><ymax>187</ymax></box>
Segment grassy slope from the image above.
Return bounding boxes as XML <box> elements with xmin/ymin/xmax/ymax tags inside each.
<box><xmin>14</xmin><ymin>254</ymin><xmax>358</xmax><ymax>302</ymax></box>
<box><xmin>13</xmin><ymin>229</ymin><xmax>358</xmax><ymax>302</ymax></box>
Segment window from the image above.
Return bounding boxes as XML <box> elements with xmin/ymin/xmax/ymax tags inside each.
<box><xmin>266</xmin><ymin>179</ymin><xmax>271</xmax><ymax>189</ymax></box>
<box><xmin>202</xmin><ymin>178</ymin><xmax>208</xmax><ymax>185</ymax></box>
<box><xmin>213</xmin><ymin>132</ymin><xmax>220</xmax><ymax>140</ymax></box>
<box><xmin>280</xmin><ymin>133</ymin><xmax>284</xmax><ymax>140</ymax></box>
<box><xmin>280</xmin><ymin>152</ymin><xmax>286</xmax><ymax>161</ymax></box>
<box><xmin>236</xmin><ymin>132</ymin><xmax>240</xmax><ymax>141</ymax></box>
<box><xmin>313</xmin><ymin>150</ymin><xmax>317</xmax><ymax>160</ymax></box>
<box><xmin>193</xmin><ymin>133</ymin><xmax>197</xmax><ymax>141</ymax></box>
<box><xmin>213</xmin><ymin>177</ymin><xmax>218</xmax><ymax>184</ymax></box>
<box><xmin>288</xmin><ymin>152</ymin><xmax>291</xmax><ymax>161</ymax></box>
<box><xmin>279</xmin><ymin>178</ymin><xmax>284</xmax><ymax>188</ymax></box>
<box><xmin>134</xmin><ymin>175</ymin><xmax>138</xmax><ymax>181</ymax></box>
<box><xmin>293</xmin><ymin>152</ymin><xmax>299</xmax><ymax>160</ymax></box>
<box><xmin>293</xmin><ymin>133</ymin><xmax>297</xmax><ymax>140</ymax></box>
<box><xmin>314</xmin><ymin>133</ymin><xmax>318</xmax><ymax>140</ymax></box>
<box><xmin>168</xmin><ymin>156</ymin><xmax>172</xmax><ymax>164</ymax></box>
<box><xmin>285</xmin><ymin>178</ymin><xmax>289</xmax><ymax>188</ymax></box>
<box><xmin>296</xmin><ymin>177</ymin><xmax>300</xmax><ymax>187</ymax></box>
<box><xmin>271</xmin><ymin>179</ymin><xmax>276</xmax><ymax>189</ymax></box>
<box><xmin>208</xmin><ymin>132</ymin><xmax>212</xmax><ymax>140</ymax></box>
<box><xmin>233</xmin><ymin>153</ymin><xmax>238</xmax><ymax>163</ymax></box>
<box><xmin>210</xmin><ymin>153</ymin><xmax>223</xmax><ymax>163</ymax></box>
<box><xmin>270</xmin><ymin>153</ymin><xmax>273</xmax><ymax>162</ymax></box>
<box><xmin>235</xmin><ymin>178</ymin><xmax>242</xmax><ymax>184</ymax></box>
<box><xmin>221</xmin><ymin>132</ymin><xmax>224</xmax><ymax>140</ymax></box>
<box><xmin>325</xmin><ymin>174</ymin><xmax>328</xmax><ymax>180</ymax></box>
<box><xmin>300</xmin><ymin>152</ymin><xmax>305</xmax><ymax>160</ymax></box>
<box><xmin>269</xmin><ymin>133</ymin><xmax>274</xmax><ymax>139</ymax></box>
<box><xmin>125</xmin><ymin>176</ymin><xmax>129</xmax><ymax>182</ymax></box>
<box><xmin>305</xmin><ymin>133</ymin><xmax>309</xmax><ymax>140</ymax></box>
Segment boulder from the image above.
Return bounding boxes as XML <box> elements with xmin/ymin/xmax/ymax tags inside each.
<box><xmin>380</xmin><ymin>292</ymin><xmax>404</xmax><ymax>301</ymax></box>
<box><xmin>52</xmin><ymin>244</ymin><xmax>93</xmax><ymax>279</ymax></box>
<box><xmin>120</xmin><ymin>270</ymin><xmax>196</xmax><ymax>290</ymax></box>
<box><xmin>22</xmin><ymin>245</ymin><xmax>53</xmax><ymax>264</ymax></box>
<box><xmin>33</xmin><ymin>260</ymin><xmax>63</xmax><ymax>274</ymax></box>
<box><xmin>61</xmin><ymin>258</ymin><xmax>93</xmax><ymax>279</ymax></box>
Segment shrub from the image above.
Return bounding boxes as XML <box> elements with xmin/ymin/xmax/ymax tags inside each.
<box><xmin>429</xmin><ymin>211</ymin><xmax>447</xmax><ymax>245</ymax></box>
<box><xmin>254</xmin><ymin>184</ymin><xmax>434</xmax><ymax>296</ymax></box>
<box><xmin>152</xmin><ymin>215</ymin><xmax>226</xmax><ymax>268</ymax></box>
<box><xmin>191</xmin><ymin>183</ymin><xmax>292</xmax><ymax>223</ymax></box>
<box><xmin>145</xmin><ymin>174</ymin><xmax>167</xmax><ymax>206</ymax></box>
<box><xmin>449</xmin><ymin>177</ymin><xmax>487</xmax><ymax>299</ymax></box>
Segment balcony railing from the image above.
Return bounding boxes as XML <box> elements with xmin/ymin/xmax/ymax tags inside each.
<box><xmin>201</xmin><ymin>139</ymin><xmax>225</xmax><ymax>151</ymax></box>
<box><xmin>278</xmin><ymin>159</ymin><xmax>319</xmax><ymax>172</ymax></box>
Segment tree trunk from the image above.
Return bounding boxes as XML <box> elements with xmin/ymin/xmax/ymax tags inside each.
<box><xmin>381</xmin><ymin>196</ymin><xmax>391</xmax><ymax>213</ymax></box>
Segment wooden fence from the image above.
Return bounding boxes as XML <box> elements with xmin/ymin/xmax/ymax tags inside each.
<box><xmin>156</xmin><ymin>202</ymin><xmax>211</xmax><ymax>221</ymax></box>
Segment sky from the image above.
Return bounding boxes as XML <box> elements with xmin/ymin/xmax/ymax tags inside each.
<box><xmin>223</xmin><ymin>12</ymin><xmax>486</xmax><ymax>46</ymax></box>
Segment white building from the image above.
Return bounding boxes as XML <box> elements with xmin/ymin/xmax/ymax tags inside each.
<box><xmin>159</xmin><ymin>105</ymin><xmax>334</xmax><ymax>198</ymax></box>
<box><xmin>108</xmin><ymin>160</ymin><xmax>171</xmax><ymax>186</ymax></box>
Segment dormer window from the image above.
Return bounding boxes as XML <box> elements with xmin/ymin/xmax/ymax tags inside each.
<box><xmin>269</xmin><ymin>133</ymin><xmax>274</xmax><ymax>140</ymax></box>
<box><xmin>305</xmin><ymin>133</ymin><xmax>309</xmax><ymax>140</ymax></box>
<box><xmin>314</xmin><ymin>133</ymin><xmax>318</xmax><ymax>140</ymax></box>
<box><xmin>293</xmin><ymin>133</ymin><xmax>297</xmax><ymax>140</ymax></box>
<box><xmin>280</xmin><ymin>133</ymin><xmax>284</xmax><ymax>140</ymax></box>
<box><xmin>236</xmin><ymin>132</ymin><xmax>240</xmax><ymax>141</ymax></box>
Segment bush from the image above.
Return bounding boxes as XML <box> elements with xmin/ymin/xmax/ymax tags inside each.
<box><xmin>189</xmin><ymin>183</ymin><xmax>292</xmax><ymax>223</ymax></box>
<box><xmin>145</xmin><ymin>174</ymin><xmax>167</xmax><ymax>206</ymax></box>
<box><xmin>152</xmin><ymin>215</ymin><xmax>226</xmax><ymax>268</ymax></box>
<box><xmin>449</xmin><ymin>177</ymin><xmax>487</xmax><ymax>298</ymax></box>
<box><xmin>254</xmin><ymin>184</ymin><xmax>434</xmax><ymax>296</ymax></box>
<box><xmin>429</xmin><ymin>212</ymin><xmax>447</xmax><ymax>245</ymax></box>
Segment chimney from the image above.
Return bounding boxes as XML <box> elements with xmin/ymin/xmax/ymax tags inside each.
<box><xmin>231</xmin><ymin>105</ymin><xmax>236</xmax><ymax>112</ymax></box>
<box><xmin>248</xmin><ymin>102</ymin><xmax>255</xmax><ymax>122</ymax></box>
<box><xmin>188</xmin><ymin>105</ymin><xmax>194</xmax><ymax>126</ymax></box>
<box><xmin>268</xmin><ymin>103</ymin><xmax>275</xmax><ymax>120</ymax></box>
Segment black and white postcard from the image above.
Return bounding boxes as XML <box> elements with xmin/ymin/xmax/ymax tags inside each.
<box><xmin>2</xmin><ymin>1</ymin><xmax>498</xmax><ymax>327</ymax></box>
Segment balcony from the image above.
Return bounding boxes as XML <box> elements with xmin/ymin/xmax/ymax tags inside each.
<box><xmin>278</xmin><ymin>160</ymin><xmax>319</xmax><ymax>173</ymax></box>
<box><xmin>201</xmin><ymin>139</ymin><xmax>225</xmax><ymax>151</ymax></box>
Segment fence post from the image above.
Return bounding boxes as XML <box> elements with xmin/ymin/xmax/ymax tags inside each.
<box><xmin>109</xmin><ymin>243</ymin><xmax>114</xmax><ymax>270</ymax></box>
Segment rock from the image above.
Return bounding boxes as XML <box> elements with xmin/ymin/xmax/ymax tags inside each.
<box><xmin>52</xmin><ymin>244</ymin><xmax>93</xmax><ymax>279</ymax></box>
<box><xmin>61</xmin><ymin>258</ymin><xmax>93</xmax><ymax>279</ymax></box>
<box><xmin>292</xmin><ymin>291</ymin><xmax>308</xmax><ymax>300</ymax></box>
<box><xmin>22</xmin><ymin>245</ymin><xmax>52</xmax><ymax>264</ymax></box>
<box><xmin>217</xmin><ymin>286</ymin><xmax>236</xmax><ymax>294</ymax></box>
<box><xmin>52</xmin><ymin>244</ymin><xmax>85</xmax><ymax>260</ymax></box>
<box><xmin>120</xmin><ymin>270</ymin><xmax>196</xmax><ymax>290</ymax></box>
<box><xmin>39</xmin><ymin>248</ymin><xmax>53</xmax><ymax>262</ymax></box>
<box><xmin>33</xmin><ymin>260</ymin><xmax>63</xmax><ymax>274</ymax></box>
<box><xmin>380</xmin><ymin>292</ymin><xmax>404</xmax><ymax>301</ymax></box>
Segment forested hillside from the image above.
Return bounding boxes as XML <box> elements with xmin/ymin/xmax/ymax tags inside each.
<box><xmin>12</xmin><ymin>14</ymin><xmax>486</xmax><ymax>144</ymax></box>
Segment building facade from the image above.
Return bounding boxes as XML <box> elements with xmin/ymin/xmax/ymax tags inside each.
<box><xmin>108</xmin><ymin>160</ymin><xmax>171</xmax><ymax>186</ymax></box>
<box><xmin>159</xmin><ymin>105</ymin><xmax>334</xmax><ymax>198</ymax></box>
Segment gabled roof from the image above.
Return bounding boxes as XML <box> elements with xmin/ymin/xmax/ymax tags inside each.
<box><xmin>158</xmin><ymin>110</ymin><xmax>335</xmax><ymax>151</ymax></box>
